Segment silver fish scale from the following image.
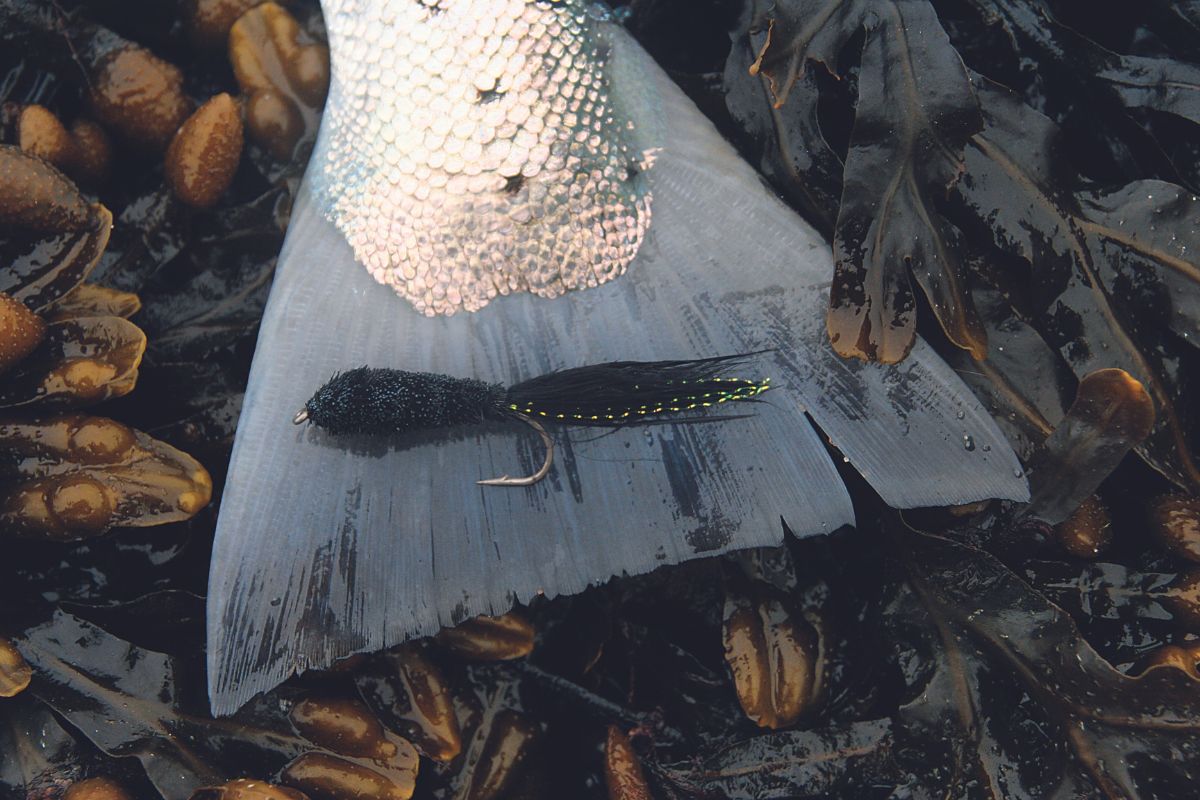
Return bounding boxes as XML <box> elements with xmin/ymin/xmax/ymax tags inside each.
<box><xmin>317</xmin><ymin>0</ymin><xmax>652</xmax><ymax>316</ymax></box>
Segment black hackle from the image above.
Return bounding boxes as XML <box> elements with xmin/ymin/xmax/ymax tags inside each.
<box><xmin>302</xmin><ymin>367</ymin><xmax>506</xmax><ymax>436</ymax></box>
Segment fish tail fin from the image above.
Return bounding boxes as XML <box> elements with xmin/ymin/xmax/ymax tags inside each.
<box><xmin>206</xmin><ymin>22</ymin><xmax>1025</xmax><ymax>716</ymax></box>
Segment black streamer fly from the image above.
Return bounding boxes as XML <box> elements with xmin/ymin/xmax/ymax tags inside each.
<box><xmin>294</xmin><ymin>354</ymin><xmax>772</xmax><ymax>486</ymax></box>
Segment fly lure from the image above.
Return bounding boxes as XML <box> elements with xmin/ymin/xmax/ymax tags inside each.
<box><xmin>294</xmin><ymin>355</ymin><xmax>772</xmax><ymax>486</ymax></box>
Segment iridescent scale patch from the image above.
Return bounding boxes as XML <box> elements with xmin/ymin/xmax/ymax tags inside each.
<box><xmin>318</xmin><ymin>0</ymin><xmax>652</xmax><ymax>316</ymax></box>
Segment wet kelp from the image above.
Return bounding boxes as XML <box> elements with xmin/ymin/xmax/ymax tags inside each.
<box><xmin>0</xmin><ymin>147</ymin><xmax>211</xmax><ymax>540</ymax></box>
<box><xmin>748</xmin><ymin>0</ymin><xmax>988</xmax><ymax>364</ymax></box>
<box><xmin>0</xmin><ymin>1</ymin><xmax>315</xmax><ymax>796</ymax></box>
<box><xmin>716</xmin><ymin>0</ymin><xmax>1200</xmax><ymax>493</ymax></box>
<box><xmin>3</xmin><ymin>0</ymin><xmax>1200</xmax><ymax>798</ymax></box>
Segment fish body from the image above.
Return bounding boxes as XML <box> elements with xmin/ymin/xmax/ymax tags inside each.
<box><xmin>319</xmin><ymin>0</ymin><xmax>651</xmax><ymax>314</ymax></box>
<box><xmin>206</xmin><ymin>0</ymin><xmax>1028</xmax><ymax>714</ymax></box>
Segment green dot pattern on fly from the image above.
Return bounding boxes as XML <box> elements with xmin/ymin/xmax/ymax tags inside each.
<box><xmin>508</xmin><ymin>376</ymin><xmax>772</xmax><ymax>423</ymax></box>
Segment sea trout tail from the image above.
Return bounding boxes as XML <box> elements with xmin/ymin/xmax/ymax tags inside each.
<box><xmin>206</xmin><ymin>21</ymin><xmax>1026</xmax><ymax>715</ymax></box>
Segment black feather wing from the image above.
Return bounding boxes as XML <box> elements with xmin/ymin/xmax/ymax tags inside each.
<box><xmin>505</xmin><ymin>355</ymin><xmax>770</xmax><ymax>426</ymax></box>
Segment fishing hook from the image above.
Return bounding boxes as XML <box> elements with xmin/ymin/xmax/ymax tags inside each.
<box><xmin>293</xmin><ymin>405</ymin><xmax>553</xmax><ymax>487</ymax></box>
<box><xmin>478</xmin><ymin>413</ymin><xmax>554</xmax><ymax>487</ymax></box>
